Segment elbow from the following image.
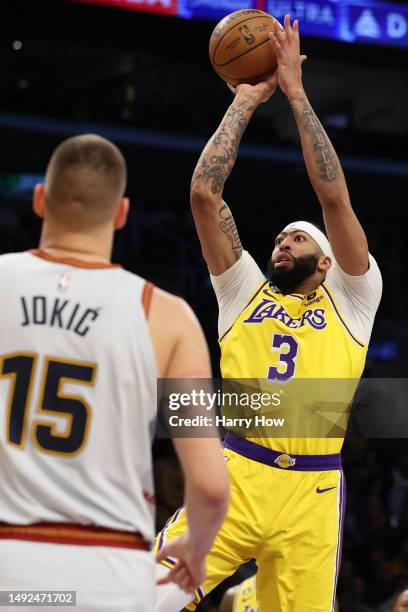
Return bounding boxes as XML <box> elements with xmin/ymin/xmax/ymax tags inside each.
<box><xmin>319</xmin><ymin>190</ymin><xmax>350</xmax><ymax>211</ymax></box>
<box><xmin>190</xmin><ymin>184</ymin><xmax>217</xmax><ymax>211</ymax></box>
<box><xmin>195</xmin><ymin>474</ymin><xmax>230</xmax><ymax>511</ymax></box>
<box><xmin>208</xmin><ymin>479</ymin><xmax>230</xmax><ymax>510</ymax></box>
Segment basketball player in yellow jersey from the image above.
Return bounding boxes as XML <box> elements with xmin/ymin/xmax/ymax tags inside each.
<box><xmin>154</xmin><ymin>15</ymin><xmax>382</xmax><ymax>612</ymax></box>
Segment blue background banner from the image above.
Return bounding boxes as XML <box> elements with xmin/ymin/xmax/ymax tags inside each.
<box><xmin>181</xmin><ymin>0</ymin><xmax>408</xmax><ymax>49</ymax></box>
<box><xmin>180</xmin><ymin>0</ymin><xmax>259</xmax><ymax>20</ymax></box>
<box><xmin>74</xmin><ymin>0</ymin><xmax>408</xmax><ymax>49</ymax></box>
<box><xmin>348</xmin><ymin>3</ymin><xmax>408</xmax><ymax>47</ymax></box>
<box><xmin>264</xmin><ymin>1</ymin><xmax>408</xmax><ymax>48</ymax></box>
<box><xmin>266</xmin><ymin>1</ymin><xmax>343</xmax><ymax>38</ymax></box>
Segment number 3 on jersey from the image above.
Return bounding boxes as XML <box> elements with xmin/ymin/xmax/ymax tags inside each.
<box><xmin>1</xmin><ymin>353</ymin><xmax>97</xmax><ymax>456</ymax></box>
<box><xmin>268</xmin><ymin>334</ymin><xmax>298</xmax><ymax>381</ymax></box>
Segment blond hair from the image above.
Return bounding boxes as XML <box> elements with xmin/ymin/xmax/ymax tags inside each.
<box><xmin>45</xmin><ymin>134</ymin><xmax>127</xmax><ymax>230</ymax></box>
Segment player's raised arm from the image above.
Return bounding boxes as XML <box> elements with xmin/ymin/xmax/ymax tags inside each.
<box><xmin>150</xmin><ymin>289</ymin><xmax>229</xmax><ymax>593</ymax></box>
<box><xmin>190</xmin><ymin>73</ymin><xmax>278</xmax><ymax>275</ymax></box>
<box><xmin>270</xmin><ymin>15</ymin><xmax>369</xmax><ymax>275</ymax></box>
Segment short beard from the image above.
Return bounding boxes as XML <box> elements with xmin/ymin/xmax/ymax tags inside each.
<box><xmin>266</xmin><ymin>254</ymin><xmax>319</xmax><ymax>292</ymax></box>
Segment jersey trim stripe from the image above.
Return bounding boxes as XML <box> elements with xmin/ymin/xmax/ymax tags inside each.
<box><xmin>321</xmin><ymin>283</ymin><xmax>365</xmax><ymax>348</ymax></box>
<box><xmin>0</xmin><ymin>522</ymin><xmax>150</xmax><ymax>549</ymax></box>
<box><xmin>157</xmin><ymin>505</ymin><xmax>184</xmax><ymax>552</ymax></box>
<box><xmin>142</xmin><ymin>282</ymin><xmax>154</xmax><ymax>317</ymax></box>
<box><xmin>287</xmin><ymin>293</ymin><xmax>303</xmax><ymax>301</ymax></box>
<box><xmin>29</xmin><ymin>249</ymin><xmax>122</xmax><ymax>269</ymax></box>
<box><xmin>330</xmin><ymin>471</ymin><xmax>346</xmax><ymax>611</ymax></box>
<box><xmin>196</xmin><ymin>587</ymin><xmax>205</xmax><ymax>603</ymax></box>
<box><xmin>219</xmin><ymin>280</ymin><xmax>268</xmax><ymax>343</ymax></box>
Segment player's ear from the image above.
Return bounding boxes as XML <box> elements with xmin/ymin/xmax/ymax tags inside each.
<box><xmin>114</xmin><ymin>197</ymin><xmax>129</xmax><ymax>230</ymax></box>
<box><xmin>318</xmin><ymin>255</ymin><xmax>332</xmax><ymax>272</ymax></box>
<box><xmin>33</xmin><ymin>184</ymin><xmax>46</xmax><ymax>219</ymax></box>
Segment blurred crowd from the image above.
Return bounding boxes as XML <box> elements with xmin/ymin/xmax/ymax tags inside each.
<box><xmin>339</xmin><ymin>440</ymin><xmax>408</xmax><ymax>611</ymax></box>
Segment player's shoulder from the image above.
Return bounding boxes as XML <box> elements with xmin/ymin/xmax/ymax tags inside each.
<box><xmin>149</xmin><ymin>288</ymin><xmax>206</xmax><ymax>352</ymax></box>
<box><xmin>325</xmin><ymin>253</ymin><xmax>382</xmax><ymax>302</ymax></box>
<box><xmin>331</xmin><ymin>252</ymin><xmax>381</xmax><ymax>281</ymax></box>
<box><xmin>0</xmin><ymin>251</ymin><xmax>29</xmax><ymax>264</ymax></box>
<box><xmin>113</xmin><ymin>266</ymin><xmax>146</xmax><ymax>286</ymax></box>
<box><xmin>0</xmin><ymin>251</ymin><xmax>31</xmax><ymax>274</ymax></box>
<box><xmin>150</xmin><ymin>287</ymin><xmax>197</xmax><ymax>322</ymax></box>
<box><xmin>322</xmin><ymin>253</ymin><xmax>382</xmax><ymax>345</ymax></box>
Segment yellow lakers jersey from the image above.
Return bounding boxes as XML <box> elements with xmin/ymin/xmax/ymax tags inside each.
<box><xmin>220</xmin><ymin>280</ymin><xmax>367</xmax><ymax>454</ymax></box>
<box><xmin>232</xmin><ymin>575</ymin><xmax>258</xmax><ymax>612</ymax></box>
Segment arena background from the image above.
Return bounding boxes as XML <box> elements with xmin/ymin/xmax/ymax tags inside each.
<box><xmin>1</xmin><ymin>1</ymin><xmax>407</xmax><ymax>609</ymax></box>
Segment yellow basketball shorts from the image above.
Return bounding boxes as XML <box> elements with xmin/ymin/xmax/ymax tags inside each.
<box><xmin>154</xmin><ymin>433</ymin><xmax>346</xmax><ymax>612</ymax></box>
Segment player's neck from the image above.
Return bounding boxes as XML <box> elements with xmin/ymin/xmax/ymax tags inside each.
<box><xmin>38</xmin><ymin>223</ymin><xmax>114</xmax><ymax>264</ymax></box>
<box><xmin>281</xmin><ymin>277</ymin><xmax>320</xmax><ymax>296</ymax></box>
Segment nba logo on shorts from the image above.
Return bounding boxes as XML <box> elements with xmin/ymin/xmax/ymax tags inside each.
<box><xmin>274</xmin><ymin>454</ymin><xmax>296</xmax><ymax>469</ymax></box>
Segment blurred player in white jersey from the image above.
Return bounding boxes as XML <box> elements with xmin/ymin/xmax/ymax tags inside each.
<box><xmin>0</xmin><ymin>134</ymin><xmax>229</xmax><ymax>611</ymax></box>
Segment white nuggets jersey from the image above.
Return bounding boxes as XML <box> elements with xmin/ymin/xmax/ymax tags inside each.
<box><xmin>0</xmin><ymin>250</ymin><xmax>157</xmax><ymax>543</ymax></box>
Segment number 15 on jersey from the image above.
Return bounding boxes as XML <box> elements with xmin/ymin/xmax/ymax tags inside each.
<box><xmin>1</xmin><ymin>353</ymin><xmax>97</xmax><ymax>457</ymax></box>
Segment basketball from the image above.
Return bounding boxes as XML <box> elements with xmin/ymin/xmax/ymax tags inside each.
<box><xmin>209</xmin><ymin>9</ymin><xmax>278</xmax><ymax>87</ymax></box>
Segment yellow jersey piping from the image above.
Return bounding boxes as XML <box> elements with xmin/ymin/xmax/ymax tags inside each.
<box><xmin>219</xmin><ymin>280</ymin><xmax>268</xmax><ymax>343</ymax></box>
<box><xmin>321</xmin><ymin>283</ymin><xmax>366</xmax><ymax>349</ymax></box>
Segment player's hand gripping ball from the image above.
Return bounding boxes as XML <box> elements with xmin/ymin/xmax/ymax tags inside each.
<box><xmin>209</xmin><ymin>9</ymin><xmax>279</xmax><ymax>87</ymax></box>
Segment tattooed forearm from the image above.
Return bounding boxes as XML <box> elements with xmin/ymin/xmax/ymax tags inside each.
<box><xmin>291</xmin><ymin>98</ymin><xmax>339</xmax><ymax>182</ymax></box>
<box><xmin>218</xmin><ymin>202</ymin><xmax>243</xmax><ymax>261</ymax></box>
<box><xmin>191</xmin><ymin>93</ymin><xmax>258</xmax><ymax>195</ymax></box>
<box><xmin>189</xmin><ymin>92</ymin><xmax>258</xmax><ymax>266</ymax></box>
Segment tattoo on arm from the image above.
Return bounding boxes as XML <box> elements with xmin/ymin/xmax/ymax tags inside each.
<box><xmin>218</xmin><ymin>202</ymin><xmax>243</xmax><ymax>261</ymax></box>
<box><xmin>191</xmin><ymin>94</ymin><xmax>257</xmax><ymax>195</ymax></box>
<box><xmin>291</xmin><ymin>99</ymin><xmax>339</xmax><ymax>182</ymax></box>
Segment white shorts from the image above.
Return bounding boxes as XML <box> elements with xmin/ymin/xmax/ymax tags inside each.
<box><xmin>0</xmin><ymin>540</ymin><xmax>155</xmax><ymax>611</ymax></box>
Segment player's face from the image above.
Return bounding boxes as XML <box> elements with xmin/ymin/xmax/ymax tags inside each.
<box><xmin>267</xmin><ymin>230</ymin><xmax>320</xmax><ymax>291</ymax></box>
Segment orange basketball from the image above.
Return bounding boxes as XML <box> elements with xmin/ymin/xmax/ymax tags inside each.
<box><xmin>209</xmin><ymin>9</ymin><xmax>278</xmax><ymax>87</ymax></box>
